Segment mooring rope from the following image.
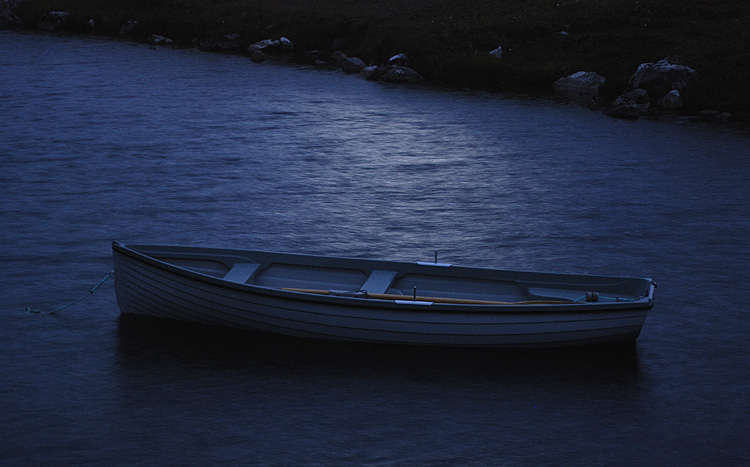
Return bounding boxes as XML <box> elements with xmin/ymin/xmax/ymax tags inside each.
<box><xmin>25</xmin><ymin>270</ymin><xmax>115</xmax><ymax>314</ymax></box>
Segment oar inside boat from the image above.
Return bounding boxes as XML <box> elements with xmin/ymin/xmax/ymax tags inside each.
<box><xmin>280</xmin><ymin>288</ymin><xmax>574</xmax><ymax>305</ymax></box>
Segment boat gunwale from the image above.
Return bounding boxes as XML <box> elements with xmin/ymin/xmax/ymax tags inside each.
<box><xmin>112</xmin><ymin>242</ymin><xmax>654</xmax><ymax>314</ymax></box>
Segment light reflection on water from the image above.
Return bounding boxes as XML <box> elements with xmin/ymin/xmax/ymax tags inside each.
<box><xmin>1</xmin><ymin>30</ymin><xmax>749</xmax><ymax>464</ymax></box>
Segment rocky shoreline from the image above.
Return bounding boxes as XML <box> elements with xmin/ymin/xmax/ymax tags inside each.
<box><xmin>552</xmin><ymin>58</ymin><xmax>732</xmax><ymax>123</ymax></box>
<box><xmin>4</xmin><ymin>1</ymin><xmax>747</xmax><ymax>124</ymax></box>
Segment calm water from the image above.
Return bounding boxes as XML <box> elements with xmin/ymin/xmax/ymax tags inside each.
<box><xmin>1</xmin><ymin>30</ymin><xmax>749</xmax><ymax>465</ymax></box>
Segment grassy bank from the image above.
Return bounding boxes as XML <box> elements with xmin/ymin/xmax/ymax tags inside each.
<box><xmin>12</xmin><ymin>0</ymin><xmax>750</xmax><ymax>116</ymax></box>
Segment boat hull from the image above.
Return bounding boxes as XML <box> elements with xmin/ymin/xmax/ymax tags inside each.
<box><xmin>112</xmin><ymin>242</ymin><xmax>654</xmax><ymax>348</ymax></box>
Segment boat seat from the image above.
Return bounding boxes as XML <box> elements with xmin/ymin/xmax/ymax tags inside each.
<box><xmin>361</xmin><ymin>270</ymin><xmax>398</xmax><ymax>294</ymax></box>
<box><xmin>223</xmin><ymin>262</ymin><xmax>261</xmax><ymax>284</ymax></box>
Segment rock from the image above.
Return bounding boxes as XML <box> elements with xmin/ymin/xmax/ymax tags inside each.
<box><xmin>698</xmin><ymin>109</ymin><xmax>719</xmax><ymax>119</ymax></box>
<box><xmin>552</xmin><ymin>71</ymin><xmax>605</xmax><ymax>104</ymax></box>
<box><xmin>278</xmin><ymin>37</ymin><xmax>294</xmax><ymax>50</ymax></box>
<box><xmin>248</xmin><ymin>38</ymin><xmax>275</xmax><ymax>52</ymax></box>
<box><xmin>489</xmin><ymin>46</ymin><xmax>503</xmax><ymax>59</ymax></box>
<box><xmin>380</xmin><ymin>65</ymin><xmax>425</xmax><ymax>84</ymax></box>
<box><xmin>715</xmin><ymin>112</ymin><xmax>733</xmax><ymax>122</ymax></box>
<box><xmin>387</xmin><ymin>53</ymin><xmax>409</xmax><ymax>67</ymax></box>
<box><xmin>38</xmin><ymin>11</ymin><xmax>70</xmax><ymax>31</ymax></box>
<box><xmin>303</xmin><ymin>51</ymin><xmax>327</xmax><ymax>67</ymax></box>
<box><xmin>360</xmin><ymin>65</ymin><xmax>380</xmax><ymax>80</ymax></box>
<box><xmin>606</xmin><ymin>96</ymin><xmax>642</xmax><ymax>120</ymax></box>
<box><xmin>606</xmin><ymin>89</ymin><xmax>650</xmax><ymax>118</ymax></box>
<box><xmin>331</xmin><ymin>51</ymin><xmax>347</xmax><ymax>62</ymax></box>
<box><xmin>248</xmin><ymin>37</ymin><xmax>293</xmax><ymax>53</ymax></box>
<box><xmin>119</xmin><ymin>20</ymin><xmax>139</xmax><ymax>36</ymax></box>
<box><xmin>149</xmin><ymin>35</ymin><xmax>173</xmax><ymax>46</ymax></box>
<box><xmin>120</xmin><ymin>21</ymin><xmax>142</xmax><ymax>36</ymax></box>
<box><xmin>217</xmin><ymin>33</ymin><xmax>242</xmax><ymax>50</ymax></box>
<box><xmin>657</xmin><ymin>90</ymin><xmax>683</xmax><ymax>109</ymax></box>
<box><xmin>329</xmin><ymin>51</ymin><xmax>366</xmax><ymax>73</ymax></box>
<box><xmin>686</xmin><ymin>110</ymin><xmax>736</xmax><ymax>124</ymax></box>
<box><xmin>339</xmin><ymin>56</ymin><xmax>366</xmax><ymax>73</ymax></box>
<box><xmin>201</xmin><ymin>34</ymin><xmax>243</xmax><ymax>51</ymax></box>
<box><xmin>628</xmin><ymin>58</ymin><xmax>696</xmax><ymax>100</ymax></box>
<box><xmin>303</xmin><ymin>50</ymin><xmax>324</xmax><ymax>65</ymax></box>
<box><xmin>250</xmin><ymin>50</ymin><xmax>265</xmax><ymax>63</ymax></box>
<box><xmin>623</xmin><ymin>88</ymin><xmax>650</xmax><ymax>105</ymax></box>
<box><xmin>199</xmin><ymin>39</ymin><xmax>217</xmax><ymax>49</ymax></box>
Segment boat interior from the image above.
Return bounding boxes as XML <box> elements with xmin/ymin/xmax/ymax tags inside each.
<box><xmin>135</xmin><ymin>246</ymin><xmax>649</xmax><ymax>304</ymax></box>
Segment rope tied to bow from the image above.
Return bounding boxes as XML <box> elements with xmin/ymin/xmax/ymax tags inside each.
<box><xmin>25</xmin><ymin>270</ymin><xmax>115</xmax><ymax>314</ymax></box>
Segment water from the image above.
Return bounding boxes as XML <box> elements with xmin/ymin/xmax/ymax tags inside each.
<box><xmin>1</xmin><ymin>30</ymin><xmax>749</xmax><ymax>465</ymax></box>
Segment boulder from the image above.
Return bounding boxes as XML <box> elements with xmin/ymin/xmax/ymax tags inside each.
<box><xmin>380</xmin><ymin>65</ymin><xmax>425</xmax><ymax>84</ymax></box>
<box><xmin>628</xmin><ymin>58</ymin><xmax>696</xmax><ymax>100</ymax></box>
<box><xmin>715</xmin><ymin>112</ymin><xmax>733</xmax><ymax>123</ymax></box>
<box><xmin>119</xmin><ymin>20</ymin><xmax>139</xmax><ymax>36</ymax></box>
<box><xmin>387</xmin><ymin>53</ymin><xmax>409</xmax><ymax>67</ymax></box>
<box><xmin>698</xmin><ymin>110</ymin><xmax>720</xmax><ymax>121</ymax></box>
<box><xmin>606</xmin><ymin>88</ymin><xmax>650</xmax><ymax>119</ymax></box>
<box><xmin>201</xmin><ymin>34</ymin><xmax>243</xmax><ymax>51</ymax></box>
<box><xmin>303</xmin><ymin>50</ymin><xmax>327</xmax><ymax>67</ymax></box>
<box><xmin>489</xmin><ymin>46</ymin><xmax>503</xmax><ymax>59</ymax></box>
<box><xmin>552</xmin><ymin>71</ymin><xmax>605</xmax><ymax>104</ymax></box>
<box><xmin>622</xmin><ymin>88</ymin><xmax>650</xmax><ymax>105</ymax></box>
<box><xmin>331</xmin><ymin>50</ymin><xmax>347</xmax><ymax>63</ymax></box>
<box><xmin>38</xmin><ymin>11</ymin><xmax>70</xmax><ymax>31</ymax></box>
<box><xmin>248</xmin><ymin>37</ymin><xmax>294</xmax><ymax>53</ymax></box>
<box><xmin>657</xmin><ymin>90</ymin><xmax>683</xmax><ymax>109</ymax></box>
<box><xmin>217</xmin><ymin>33</ymin><xmax>242</xmax><ymax>50</ymax></box>
<box><xmin>329</xmin><ymin>51</ymin><xmax>367</xmax><ymax>73</ymax></box>
<box><xmin>278</xmin><ymin>37</ymin><xmax>294</xmax><ymax>50</ymax></box>
<box><xmin>606</xmin><ymin>96</ymin><xmax>642</xmax><ymax>120</ymax></box>
<box><xmin>248</xmin><ymin>38</ymin><xmax>275</xmax><ymax>52</ymax></box>
<box><xmin>250</xmin><ymin>50</ymin><xmax>265</xmax><ymax>63</ymax></box>
<box><xmin>149</xmin><ymin>35</ymin><xmax>173</xmax><ymax>46</ymax></box>
<box><xmin>340</xmin><ymin>56</ymin><xmax>366</xmax><ymax>73</ymax></box>
<box><xmin>360</xmin><ymin>65</ymin><xmax>380</xmax><ymax>80</ymax></box>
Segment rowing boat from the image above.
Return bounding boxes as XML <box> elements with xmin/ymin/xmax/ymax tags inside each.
<box><xmin>112</xmin><ymin>242</ymin><xmax>655</xmax><ymax>347</ymax></box>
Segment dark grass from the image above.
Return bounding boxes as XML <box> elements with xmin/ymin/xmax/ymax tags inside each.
<box><xmin>12</xmin><ymin>0</ymin><xmax>750</xmax><ymax>114</ymax></box>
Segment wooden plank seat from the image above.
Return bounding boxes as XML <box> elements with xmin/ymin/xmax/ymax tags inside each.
<box><xmin>360</xmin><ymin>270</ymin><xmax>398</xmax><ymax>294</ymax></box>
<box><xmin>223</xmin><ymin>263</ymin><xmax>261</xmax><ymax>284</ymax></box>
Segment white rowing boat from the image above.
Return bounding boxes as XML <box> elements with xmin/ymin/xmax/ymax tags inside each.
<box><xmin>112</xmin><ymin>242</ymin><xmax>655</xmax><ymax>347</ymax></box>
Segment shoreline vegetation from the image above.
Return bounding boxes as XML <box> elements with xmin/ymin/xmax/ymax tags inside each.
<box><xmin>4</xmin><ymin>0</ymin><xmax>750</xmax><ymax>122</ymax></box>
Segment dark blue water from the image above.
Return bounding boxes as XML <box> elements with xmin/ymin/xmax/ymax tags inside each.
<box><xmin>1</xmin><ymin>30</ymin><xmax>749</xmax><ymax>465</ymax></box>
